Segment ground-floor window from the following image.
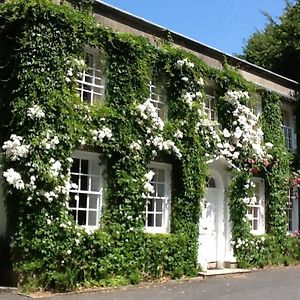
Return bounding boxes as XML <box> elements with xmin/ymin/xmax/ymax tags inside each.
<box><xmin>247</xmin><ymin>178</ymin><xmax>265</xmax><ymax>235</ymax></box>
<box><xmin>145</xmin><ymin>162</ymin><xmax>172</xmax><ymax>233</ymax></box>
<box><xmin>68</xmin><ymin>151</ymin><xmax>104</xmax><ymax>232</ymax></box>
<box><xmin>287</xmin><ymin>186</ymin><xmax>299</xmax><ymax>232</ymax></box>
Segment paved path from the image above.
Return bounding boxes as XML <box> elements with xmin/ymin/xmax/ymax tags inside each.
<box><xmin>1</xmin><ymin>265</ymin><xmax>300</xmax><ymax>300</ymax></box>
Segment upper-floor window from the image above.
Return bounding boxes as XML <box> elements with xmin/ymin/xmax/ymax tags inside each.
<box><xmin>247</xmin><ymin>178</ymin><xmax>265</xmax><ymax>234</ymax></box>
<box><xmin>77</xmin><ymin>47</ymin><xmax>105</xmax><ymax>105</ymax></box>
<box><xmin>149</xmin><ymin>77</ymin><xmax>167</xmax><ymax>120</ymax></box>
<box><xmin>286</xmin><ymin>186</ymin><xmax>299</xmax><ymax>232</ymax></box>
<box><xmin>247</xmin><ymin>93</ymin><xmax>262</xmax><ymax>116</ymax></box>
<box><xmin>282</xmin><ymin>108</ymin><xmax>296</xmax><ymax>152</ymax></box>
<box><xmin>68</xmin><ymin>151</ymin><xmax>104</xmax><ymax>232</ymax></box>
<box><xmin>204</xmin><ymin>84</ymin><xmax>217</xmax><ymax>121</ymax></box>
<box><xmin>145</xmin><ymin>162</ymin><xmax>171</xmax><ymax>233</ymax></box>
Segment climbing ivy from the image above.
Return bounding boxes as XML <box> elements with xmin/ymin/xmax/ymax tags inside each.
<box><xmin>0</xmin><ymin>0</ymin><xmax>298</xmax><ymax>292</ymax></box>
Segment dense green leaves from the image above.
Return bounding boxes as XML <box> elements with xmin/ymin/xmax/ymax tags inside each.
<box><xmin>241</xmin><ymin>0</ymin><xmax>300</xmax><ymax>82</ymax></box>
<box><xmin>0</xmin><ymin>0</ymin><xmax>297</xmax><ymax>292</ymax></box>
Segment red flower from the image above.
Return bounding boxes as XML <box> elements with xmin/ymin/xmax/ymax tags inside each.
<box><xmin>251</xmin><ymin>167</ymin><xmax>259</xmax><ymax>175</ymax></box>
<box><xmin>247</xmin><ymin>158</ymin><xmax>255</xmax><ymax>165</ymax></box>
<box><xmin>263</xmin><ymin>159</ymin><xmax>270</xmax><ymax>167</ymax></box>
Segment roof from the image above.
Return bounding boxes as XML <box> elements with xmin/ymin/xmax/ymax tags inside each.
<box><xmin>94</xmin><ymin>1</ymin><xmax>299</xmax><ymax>92</ymax></box>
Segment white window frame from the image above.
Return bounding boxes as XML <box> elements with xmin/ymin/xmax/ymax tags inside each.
<box><xmin>255</xmin><ymin>99</ymin><xmax>262</xmax><ymax>116</ymax></box>
<box><xmin>247</xmin><ymin>178</ymin><xmax>265</xmax><ymax>235</ymax></box>
<box><xmin>76</xmin><ymin>46</ymin><xmax>105</xmax><ymax>105</ymax></box>
<box><xmin>68</xmin><ymin>151</ymin><xmax>104</xmax><ymax>233</ymax></box>
<box><xmin>287</xmin><ymin>186</ymin><xmax>299</xmax><ymax>233</ymax></box>
<box><xmin>246</xmin><ymin>93</ymin><xmax>262</xmax><ymax>117</ymax></box>
<box><xmin>281</xmin><ymin>106</ymin><xmax>297</xmax><ymax>152</ymax></box>
<box><xmin>149</xmin><ymin>77</ymin><xmax>167</xmax><ymax>121</ymax></box>
<box><xmin>145</xmin><ymin>162</ymin><xmax>172</xmax><ymax>234</ymax></box>
<box><xmin>204</xmin><ymin>84</ymin><xmax>217</xmax><ymax>122</ymax></box>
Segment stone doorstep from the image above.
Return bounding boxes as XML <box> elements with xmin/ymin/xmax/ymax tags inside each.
<box><xmin>198</xmin><ymin>268</ymin><xmax>251</xmax><ymax>277</ymax></box>
<box><xmin>0</xmin><ymin>286</ymin><xmax>18</xmax><ymax>293</ymax></box>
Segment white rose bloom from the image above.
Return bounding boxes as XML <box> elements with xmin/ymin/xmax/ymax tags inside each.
<box><xmin>197</xmin><ymin>78</ymin><xmax>204</xmax><ymax>86</ymax></box>
<box><xmin>144</xmin><ymin>170</ymin><xmax>155</xmax><ymax>181</ymax></box>
<box><xmin>3</xmin><ymin>168</ymin><xmax>25</xmax><ymax>190</ymax></box>
<box><xmin>174</xmin><ymin>130</ymin><xmax>183</xmax><ymax>139</ymax></box>
<box><xmin>265</xmin><ymin>142</ymin><xmax>273</xmax><ymax>149</ymax></box>
<box><xmin>2</xmin><ymin>134</ymin><xmax>30</xmax><ymax>161</ymax></box>
<box><xmin>50</xmin><ymin>160</ymin><xmax>62</xmax><ymax>177</ymax></box>
<box><xmin>176</xmin><ymin>60</ymin><xmax>185</xmax><ymax>67</ymax></box>
<box><xmin>223</xmin><ymin>129</ymin><xmax>231</xmax><ymax>138</ymax></box>
<box><xmin>27</xmin><ymin>104</ymin><xmax>45</xmax><ymax>119</ymax></box>
<box><xmin>186</xmin><ymin>61</ymin><xmax>194</xmax><ymax>68</ymax></box>
<box><xmin>91</xmin><ymin>127</ymin><xmax>113</xmax><ymax>142</ymax></box>
<box><xmin>144</xmin><ymin>182</ymin><xmax>155</xmax><ymax>194</ymax></box>
<box><xmin>233</xmin><ymin>127</ymin><xmax>242</xmax><ymax>139</ymax></box>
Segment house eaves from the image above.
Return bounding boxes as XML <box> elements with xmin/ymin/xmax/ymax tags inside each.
<box><xmin>94</xmin><ymin>1</ymin><xmax>299</xmax><ymax>97</ymax></box>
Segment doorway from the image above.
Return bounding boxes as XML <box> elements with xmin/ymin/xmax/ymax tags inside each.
<box><xmin>198</xmin><ymin>169</ymin><xmax>226</xmax><ymax>270</ymax></box>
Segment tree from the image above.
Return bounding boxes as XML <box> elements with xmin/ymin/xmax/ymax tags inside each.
<box><xmin>241</xmin><ymin>0</ymin><xmax>300</xmax><ymax>82</ymax></box>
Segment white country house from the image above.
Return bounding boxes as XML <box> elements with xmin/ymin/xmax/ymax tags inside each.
<box><xmin>0</xmin><ymin>0</ymin><xmax>299</xmax><ymax>285</ymax></box>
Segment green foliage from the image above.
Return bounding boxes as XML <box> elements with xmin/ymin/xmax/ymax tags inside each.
<box><xmin>241</xmin><ymin>0</ymin><xmax>300</xmax><ymax>81</ymax></box>
<box><xmin>261</xmin><ymin>91</ymin><xmax>291</xmax><ymax>237</ymax></box>
<box><xmin>0</xmin><ymin>0</ymin><xmax>296</xmax><ymax>292</ymax></box>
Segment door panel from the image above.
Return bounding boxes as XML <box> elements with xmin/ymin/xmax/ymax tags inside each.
<box><xmin>199</xmin><ymin>189</ymin><xmax>218</xmax><ymax>263</ymax></box>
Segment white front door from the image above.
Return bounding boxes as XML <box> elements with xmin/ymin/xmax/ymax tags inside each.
<box><xmin>198</xmin><ymin>173</ymin><xmax>225</xmax><ymax>270</ymax></box>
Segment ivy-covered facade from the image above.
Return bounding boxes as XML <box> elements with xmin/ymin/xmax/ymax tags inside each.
<box><xmin>0</xmin><ymin>0</ymin><xmax>299</xmax><ymax>291</ymax></box>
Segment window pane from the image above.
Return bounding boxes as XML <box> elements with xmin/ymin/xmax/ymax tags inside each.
<box><xmin>71</xmin><ymin>159</ymin><xmax>80</xmax><ymax>173</ymax></box>
<box><xmin>90</xmin><ymin>160</ymin><xmax>99</xmax><ymax>175</ymax></box>
<box><xmin>157</xmin><ymin>169</ymin><xmax>164</xmax><ymax>182</ymax></box>
<box><xmin>71</xmin><ymin>174</ymin><xmax>79</xmax><ymax>188</ymax></box>
<box><xmin>207</xmin><ymin>177</ymin><xmax>216</xmax><ymax>188</ymax></box>
<box><xmin>88</xmin><ymin>211</ymin><xmax>97</xmax><ymax>226</ymax></box>
<box><xmin>85</xmin><ymin>53</ymin><xmax>93</xmax><ymax>67</ymax></box>
<box><xmin>83</xmin><ymin>83</ymin><xmax>92</xmax><ymax>91</ymax></box>
<box><xmin>253</xmin><ymin>208</ymin><xmax>258</xmax><ymax>218</ymax></box>
<box><xmin>156</xmin><ymin>214</ymin><xmax>162</xmax><ymax>227</ymax></box>
<box><xmin>69</xmin><ymin>194</ymin><xmax>77</xmax><ymax>208</ymax></box>
<box><xmin>83</xmin><ymin>91</ymin><xmax>91</xmax><ymax>103</ymax></box>
<box><xmin>156</xmin><ymin>199</ymin><xmax>163</xmax><ymax>212</ymax></box>
<box><xmin>89</xmin><ymin>194</ymin><xmax>98</xmax><ymax>209</ymax></box>
<box><xmin>78</xmin><ymin>211</ymin><xmax>87</xmax><ymax>225</ymax></box>
<box><xmin>91</xmin><ymin>177</ymin><xmax>100</xmax><ymax>192</ymax></box>
<box><xmin>69</xmin><ymin>152</ymin><xmax>103</xmax><ymax>230</ymax></box>
<box><xmin>85</xmin><ymin>75</ymin><xmax>93</xmax><ymax>84</ymax></box>
<box><xmin>157</xmin><ymin>184</ymin><xmax>165</xmax><ymax>197</ymax></box>
<box><xmin>147</xmin><ymin>214</ymin><xmax>154</xmax><ymax>227</ymax></box>
<box><xmin>79</xmin><ymin>193</ymin><xmax>87</xmax><ymax>208</ymax></box>
<box><xmin>77</xmin><ymin>48</ymin><xmax>105</xmax><ymax>106</ymax></box>
<box><xmin>145</xmin><ymin>163</ymin><xmax>171</xmax><ymax>232</ymax></box>
<box><xmin>148</xmin><ymin>199</ymin><xmax>154</xmax><ymax>212</ymax></box>
<box><xmin>80</xmin><ymin>175</ymin><xmax>88</xmax><ymax>190</ymax></box>
<box><xmin>253</xmin><ymin>220</ymin><xmax>258</xmax><ymax>230</ymax></box>
<box><xmin>149</xmin><ymin>79</ymin><xmax>166</xmax><ymax>121</ymax></box>
<box><xmin>81</xmin><ymin>160</ymin><xmax>89</xmax><ymax>174</ymax></box>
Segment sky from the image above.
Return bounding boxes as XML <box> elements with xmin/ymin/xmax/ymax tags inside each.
<box><xmin>99</xmin><ymin>0</ymin><xmax>287</xmax><ymax>55</ymax></box>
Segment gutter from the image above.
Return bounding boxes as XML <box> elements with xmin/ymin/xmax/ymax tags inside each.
<box><xmin>94</xmin><ymin>1</ymin><xmax>299</xmax><ymax>91</ymax></box>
